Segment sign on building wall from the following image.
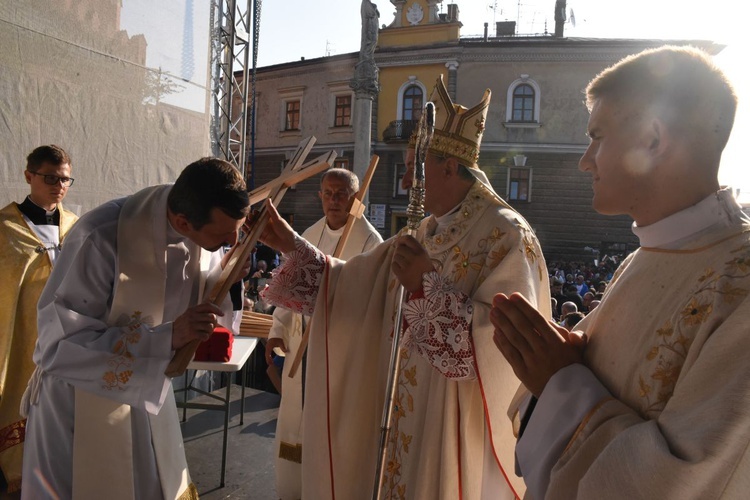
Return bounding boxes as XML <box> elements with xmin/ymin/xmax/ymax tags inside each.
<box><xmin>369</xmin><ymin>203</ymin><xmax>386</xmax><ymax>229</ymax></box>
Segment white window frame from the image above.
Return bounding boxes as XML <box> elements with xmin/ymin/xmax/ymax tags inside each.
<box><xmin>396</xmin><ymin>77</ymin><xmax>427</xmax><ymax>121</ymax></box>
<box><xmin>504</xmin><ymin>75</ymin><xmax>541</xmax><ymax>129</ymax></box>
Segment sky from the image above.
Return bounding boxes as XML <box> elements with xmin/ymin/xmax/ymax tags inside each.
<box><xmin>121</xmin><ymin>0</ymin><xmax>210</xmax><ymax>113</ymax></box>
<box><xmin>255</xmin><ymin>0</ymin><xmax>750</xmax><ymax>199</ymax></box>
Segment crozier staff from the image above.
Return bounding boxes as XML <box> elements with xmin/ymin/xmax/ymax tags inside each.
<box><xmin>259</xmin><ymin>75</ymin><xmax>550</xmax><ymax>499</ymax></box>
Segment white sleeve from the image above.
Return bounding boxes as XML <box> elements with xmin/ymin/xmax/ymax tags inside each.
<box><xmin>35</xmin><ymin>222</ymin><xmax>174</xmax><ymax>414</ymax></box>
<box><xmin>516</xmin><ymin>364</ymin><xmax>613</xmax><ymax>500</ymax></box>
<box><xmin>261</xmin><ymin>236</ymin><xmax>326</xmax><ymax>316</ymax></box>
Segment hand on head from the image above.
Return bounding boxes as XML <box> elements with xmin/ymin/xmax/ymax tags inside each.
<box><xmin>490</xmin><ymin>292</ymin><xmax>586</xmax><ymax>397</ymax></box>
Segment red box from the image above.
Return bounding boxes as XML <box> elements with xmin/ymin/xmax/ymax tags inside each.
<box><xmin>194</xmin><ymin>326</ymin><xmax>234</xmax><ymax>362</ymax></box>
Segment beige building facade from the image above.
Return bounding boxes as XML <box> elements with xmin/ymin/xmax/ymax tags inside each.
<box><xmin>241</xmin><ymin>0</ymin><xmax>721</xmax><ymax>262</ymax></box>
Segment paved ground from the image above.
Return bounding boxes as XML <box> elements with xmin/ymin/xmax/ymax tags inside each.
<box><xmin>181</xmin><ymin>385</ymin><xmax>281</xmax><ymax>500</ymax></box>
<box><xmin>1</xmin><ymin>360</ymin><xmax>280</xmax><ymax>500</ymax></box>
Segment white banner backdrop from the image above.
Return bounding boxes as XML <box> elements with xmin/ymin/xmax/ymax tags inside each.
<box><xmin>0</xmin><ymin>0</ymin><xmax>212</xmax><ymax>214</ymax></box>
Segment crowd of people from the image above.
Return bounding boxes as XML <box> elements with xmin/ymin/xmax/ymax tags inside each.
<box><xmin>1</xmin><ymin>45</ymin><xmax>748</xmax><ymax>500</ymax></box>
<box><xmin>546</xmin><ymin>261</ymin><xmax>614</xmax><ymax>325</ymax></box>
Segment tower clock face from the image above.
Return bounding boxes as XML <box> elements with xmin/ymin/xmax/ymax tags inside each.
<box><xmin>406</xmin><ymin>2</ymin><xmax>424</xmax><ymax>25</ymax></box>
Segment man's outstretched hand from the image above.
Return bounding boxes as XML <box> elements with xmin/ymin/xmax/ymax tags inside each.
<box><xmin>490</xmin><ymin>293</ymin><xmax>586</xmax><ymax>397</ymax></box>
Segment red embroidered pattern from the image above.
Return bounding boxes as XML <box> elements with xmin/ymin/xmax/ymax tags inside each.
<box><xmin>0</xmin><ymin>419</ymin><xmax>26</xmax><ymax>453</ymax></box>
<box><xmin>403</xmin><ymin>271</ymin><xmax>476</xmax><ymax>379</ymax></box>
<box><xmin>261</xmin><ymin>237</ymin><xmax>326</xmax><ymax>316</ymax></box>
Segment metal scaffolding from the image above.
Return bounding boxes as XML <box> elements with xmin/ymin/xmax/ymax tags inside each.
<box><xmin>210</xmin><ymin>0</ymin><xmax>260</xmax><ymax>182</ymax></box>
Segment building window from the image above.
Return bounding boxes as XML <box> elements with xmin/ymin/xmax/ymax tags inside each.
<box><xmin>327</xmin><ymin>82</ymin><xmax>354</xmax><ymax>132</ymax></box>
<box><xmin>393</xmin><ymin>163</ymin><xmax>408</xmax><ymax>197</ymax></box>
<box><xmin>333</xmin><ymin>157</ymin><xmax>350</xmax><ymax>170</ymax></box>
<box><xmin>402</xmin><ymin>85</ymin><xmax>423</xmax><ymax>121</ymax></box>
<box><xmin>504</xmin><ymin>77</ymin><xmax>541</xmax><ymax>127</ymax></box>
<box><xmin>396</xmin><ymin>78</ymin><xmax>428</xmax><ymax>125</ymax></box>
<box><xmin>512</xmin><ymin>84</ymin><xmax>535</xmax><ymax>122</ymax></box>
<box><xmin>334</xmin><ymin>95</ymin><xmax>351</xmax><ymax>127</ymax></box>
<box><xmin>508</xmin><ymin>168</ymin><xmax>531</xmax><ymax>201</ymax></box>
<box><xmin>285</xmin><ymin>100</ymin><xmax>300</xmax><ymax>130</ymax></box>
<box><xmin>278</xmin><ymin>86</ymin><xmax>305</xmax><ymax>135</ymax></box>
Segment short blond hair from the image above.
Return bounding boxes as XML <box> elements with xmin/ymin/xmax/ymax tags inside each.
<box><xmin>586</xmin><ymin>45</ymin><xmax>737</xmax><ymax>154</ymax></box>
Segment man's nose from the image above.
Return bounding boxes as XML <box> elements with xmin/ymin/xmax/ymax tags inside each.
<box><xmin>579</xmin><ymin>145</ymin><xmax>594</xmax><ymax>172</ymax></box>
<box><xmin>401</xmin><ymin>171</ymin><xmax>413</xmax><ymax>190</ymax></box>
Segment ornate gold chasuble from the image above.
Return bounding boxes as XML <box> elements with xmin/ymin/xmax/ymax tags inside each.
<box><xmin>0</xmin><ymin>202</ymin><xmax>76</xmax><ymax>493</ymax></box>
<box><xmin>287</xmin><ymin>182</ymin><xmax>550</xmax><ymax>499</ymax></box>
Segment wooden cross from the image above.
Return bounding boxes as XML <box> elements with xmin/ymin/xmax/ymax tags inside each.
<box><xmin>165</xmin><ymin>136</ymin><xmax>337</xmax><ymax>377</ymax></box>
<box><xmin>286</xmin><ymin>154</ymin><xmax>380</xmax><ymax>378</ymax></box>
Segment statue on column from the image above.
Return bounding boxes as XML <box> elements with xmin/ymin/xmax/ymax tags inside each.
<box><xmin>360</xmin><ymin>0</ymin><xmax>379</xmax><ymax>60</ymax></box>
<box><xmin>351</xmin><ymin>0</ymin><xmax>380</xmax><ymax>94</ymax></box>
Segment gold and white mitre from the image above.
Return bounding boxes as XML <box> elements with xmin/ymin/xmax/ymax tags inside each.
<box><xmin>426</xmin><ymin>74</ymin><xmax>491</xmax><ymax>169</ymax></box>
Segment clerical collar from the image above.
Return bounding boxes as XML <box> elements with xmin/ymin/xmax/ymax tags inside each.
<box><xmin>18</xmin><ymin>196</ymin><xmax>59</xmax><ymax>225</ymax></box>
<box><xmin>432</xmin><ymin>201</ymin><xmax>463</xmax><ymax>235</ymax></box>
<box><xmin>632</xmin><ymin>188</ymin><xmax>742</xmax><ymax>248</ymax></box>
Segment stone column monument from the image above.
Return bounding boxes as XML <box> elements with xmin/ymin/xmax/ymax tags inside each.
<box><xmin>350</xmin><ymin>0</ymin><xmax>380</xmax><ymax>206</ymax></box>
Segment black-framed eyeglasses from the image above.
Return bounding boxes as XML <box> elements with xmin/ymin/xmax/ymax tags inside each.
<box><xmin>28</xmin><ymin>171</ymin><xmax>75</xmax><ymax>187</ymax></box>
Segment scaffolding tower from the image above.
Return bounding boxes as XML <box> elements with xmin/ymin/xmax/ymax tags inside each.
<box><xmin>210</xmin><ymin>0</ymin><xmax>260</xmax><ymax>184</ymax></box>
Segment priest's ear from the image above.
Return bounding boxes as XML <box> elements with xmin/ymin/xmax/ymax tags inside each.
<box><xmin>443</xmin><ymin>156</ymin><xmax>461</xmax><ymax>177</ymax></box>
<box><xmin>645</xmin><ymin>116</ymin><xmax>672</xmax><ymax>158</ymax></box>
<box><xmin>171</xmin><ymin>212</ymin><xmax>195</xmax><ymax>233</ymax></box>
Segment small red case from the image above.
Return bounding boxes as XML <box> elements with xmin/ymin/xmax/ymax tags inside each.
<box><xmin>194</xmin><ymin>326</ymin><xmax>234</xmax><ymax>362</ymax></box>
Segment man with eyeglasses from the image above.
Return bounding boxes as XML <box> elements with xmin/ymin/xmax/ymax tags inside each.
<box><xmin>20</xmin><ymin>158</ymin><xmax>251</xmax><ymax>499</ymax></box>
<box><xmin>264</xmin><ymin>167</ymin><xmax>382</xmax><ymax>499</ymax></box>
<box><xmin>0</xmin><ymin>145</ymin><xmax>77</xmax><ymax>496</ymax></box>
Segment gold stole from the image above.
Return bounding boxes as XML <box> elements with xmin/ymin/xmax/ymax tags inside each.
<box><xmin>0</xmin><ymin>203</ymin><xmax>76</xmax><ymax>493</ymax></box>
<box><xmin>72</xmin><ymin>185</ymin><xmax>209</xmax><ymax>500</ymax></box>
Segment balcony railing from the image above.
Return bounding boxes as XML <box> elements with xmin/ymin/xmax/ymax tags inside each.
<box><xmin>382</xmin><ymin>120</ymin><xmax>418</xmax><ymax>143</ymax></box>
